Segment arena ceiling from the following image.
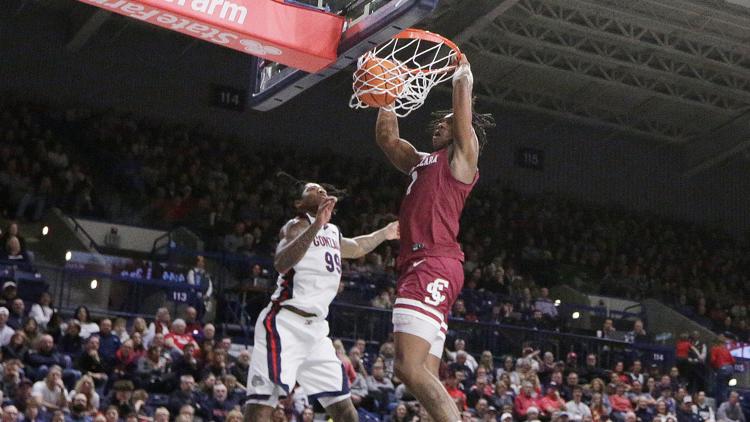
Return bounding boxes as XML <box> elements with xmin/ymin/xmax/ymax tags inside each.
<box><xmin>15</xmin><ymin>0</ymin><xmax>750</xmax><ymax>176</ymax></box>
<box><xmin>424</xmin><ymin>0</ymin><xmax>750</xmax><ymax>176</ymax></box>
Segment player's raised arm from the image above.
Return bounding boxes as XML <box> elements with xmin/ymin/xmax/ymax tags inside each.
<box><xmin>376</xmin><ymin>109</ymin><xmax>424</xmax><ymax>174</ymax></box>
<box><xmin>450</xmin><ymin>55</ymin><xmax>479</xmax><ymax>183</ymax></box>
<box><xmin>341</xmin><ymin>221</ymin><xmax>399</xmax><ymax>259</ymax></box>
<box><xmin>273</xmin><ymin>197</ymin><xmax>336</xmax><ymax>274</ymax></box>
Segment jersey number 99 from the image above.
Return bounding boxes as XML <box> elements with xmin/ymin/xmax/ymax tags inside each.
<box><xmin>325</xmin><ymin>252</ymin><xmax>341</xmax><ymax>274</ymax></box>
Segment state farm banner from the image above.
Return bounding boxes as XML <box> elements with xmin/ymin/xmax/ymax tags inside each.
<box><xmin>78</xmin><ymin>0</ymin><xmax>344</xmax><ymax>72</ymax></box>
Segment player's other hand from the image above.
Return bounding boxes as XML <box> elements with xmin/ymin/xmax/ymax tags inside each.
<box><xmin>384</xmin><ymin>221</ymin><xmax>400</xmax><ymax>240</ymax></box>
<box><xmin>315</xmin><ymin>196</ymin><xmax>337</xmax><ymax>227</ymax></box>
<box><xmin>453</xmin><ymin>54</ymin><xmax>473</xmax><ymax>86</ymax></box>
<box><xmin>457</xmin><ymin>54</ymin><xmax>470</xmax><ymax>68</ymax></box>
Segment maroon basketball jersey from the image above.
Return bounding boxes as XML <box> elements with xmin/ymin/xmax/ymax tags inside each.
<box><xmin>397</xmin><ymin>148</ymin><xmax>477</xmax><ymax>271</ymax></box>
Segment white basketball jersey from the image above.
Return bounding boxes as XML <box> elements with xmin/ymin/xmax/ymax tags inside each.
<box><xmin>271</xmin><ymin>214</ymin><xmax>342</xmax><ymax>318</ymax></box>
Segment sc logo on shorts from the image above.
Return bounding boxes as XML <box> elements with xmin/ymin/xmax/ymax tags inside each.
<box><xmin>424</xmin><ymin>279</ymin><xmax>449</xmax><ymax>306</ymax></box>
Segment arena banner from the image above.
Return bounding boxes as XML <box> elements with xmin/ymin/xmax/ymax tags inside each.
<box><xmin>77</xmin><ymin>0</ymin><xmax>344</xmax><ymax>72</ymax></box>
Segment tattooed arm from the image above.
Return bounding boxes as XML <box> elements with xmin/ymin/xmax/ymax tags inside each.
<box><xmin>273</xmin><ymin>197</ymin><xmax>336</xmax><ymax>274</ymax></box>
<box><xmin>341</xmin><ymin>221</ymin><xmax>399</xmax><ymax>259</ymax></box>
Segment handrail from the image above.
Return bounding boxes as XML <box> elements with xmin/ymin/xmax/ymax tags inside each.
<box><xmin>329</xmin><ymin>301</ymin><xmax>666</xmax><ymax>348</ymax></box>
<box><xmin>67</xmin><ymin>215</ymin><xmax>103</xmax><ymax>253</ymax></box>
<box><xmin>151</xmin><ymin>230</ymin><xmax>172</xmax><ymax>257</ymax></box>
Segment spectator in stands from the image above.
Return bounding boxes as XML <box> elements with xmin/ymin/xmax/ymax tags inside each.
<box><xmin>183</xmin><ymin>307</ymin><xmax>201</xmax><ymax>335</ymax></box>
<box><xmin>136</xmin><ymin>345</ymin><xmax>168</xmax><ymax>392</ymax></box>
<box><xmin>68</xmin><ymin>375</ymin><xmax>100</xmax><ymax>415</ymax></box>
<box><xmin>653</xmin><ymin>401</ymin><xmax>673</xmax><ymax>422</ymax></box>
<box><xmin>566</xmin><ymin>386</ymin><xmax>592</xmax><ymax>422</ymax></box>
<box><xmin>601</xmin><ymin>319</ymin><xmax>617</xmax><ymax>339</ymax></box>
<box><xmin>103</xmin><ymin>380</ymin><xmax>135</xmax><ymax>416</ymax></box>
<box><xmin>22</xmin><ymin>318</ymin><xmax>41</xmax><ymax>347</ymax></box>
<box><xmin>223</xmin><ymin>223</ymin><xmax>245</xmax><ymax>253</ymax></box>
<box><xmin>0</xmin><ymin>307</ymin><xmax>15</xmax><ymax>346</ymax></box>
<box><xmin>72</xmin><ymin>306</ymin><xmax>98</xmax><ymax>339</ymax></box>
<box><xmin>145</xmin><ymin>308</ymin><xmax>170</xmax><ymax>347</ymax></box>
<box><xmin>24</xmin><ymin>400</ymin><xmax>45</xmax><ymax>422</ymax></box>
<box><xmin>535</xmin><ymin>287</ymin><xmax>558</xmax><ymax>319</ymax></box>
<box><xmin>103</xmin><ymin>227</ymin><xmax>121</xmax><ymax>250</ymax></box>
<box><xmin>5</xmin><ymin>237</ymin><xmax>31</xmax><ymax>271</ymax></box>
<box><xmin>629</xmin><ymin>361</ymin><xmax>645</xmax><ymax>385</ymax></box>
<box><xmin>164</xmin><ymin>319</ymin><xmax>196</xmax><ymax>356</ymax></box>
<box><xmin>611</xmin><ymin>383</ymin><xmax>634</xmax><ymax>421</ymax></box>
<box><xmin>444</xmin><ymin>369</ymin><xmax>467</xmax><ymax>411</ymax></box>
<box><xmin>626</xmin><ymin>320</ymin><xmax>649</xmax><ymax>344</ymax></box>
<box><xmin>7</xmin><ymin>298</ymin><xmax>24</xmax><ymax>330</ymax></box>
<box><xmin>538</xmin><ymin>382</ymin><xmax>566</xmax><ymax>417</ymax></box>
<box><xmin>0</xmin><ymin>223</ymin><xmax>26</xmax><ymax>253</ymax></box>
<box><xmin>29</xmin><ymin>292</ymin><xmax>54</xmax><ymax>329</ymax></box>
<box><xmin>448</xmin><ymin>339</ymin><xmax>478</xmax><ymax>372</ymax></box>
<box><xmin>635</xmin><ymin>396</ymin><xmax>654</xmax><ymax>422</ymax></box>
<box><xmin>580</xmin><ymin>354</ymin><xmax>606</xmax><ymax>384</ymax></box>
<box><xmin>677</xmin><ymin>396</ymin><xmax>701</xmax><ymax>422</ymax></box>
<box><xmin>562</xmin><ymin>371</ymin><xmax>580</xmax><ymax>401</ymax></box>
<box><xmin>24</xmin><ymin>335</ymin><xmax>70</xmax><ymax>382</ymax></box>
<box><xmin>379</xmin><ymin>342</ymin><xmax>396</xmax><ymax>380</ymax></box>
<box><xmin>589</xmin><ymin>380</ymin><xmax>612</xmax><ymax>413</ymax></box>
<box><xmin>112</xmin><ymin>339</ymin><xmax>138</xmax><ymax>378</ymax></box>
<box><xmin>491</xmin><ymin>380</ymin><xmax>514</xmax><ymax>410</ymax></box>
<box><xmin>693</xmin><ymin>391</ymin><xmax>715</xmax><ymax>422</ymax></box>
<box><xmin>384</xmin><ymin>403</ymin><xmax>410</xmax><ymax>422</ymax></box>
<box><xmin>97</xmin><ymin>319</ymin><xmax>120</xmax><ymax>365</ymax></box>
<box><xmin>370</xmin><ymin>290</ymin><xmax>393</xmax><ymax>310</ymax></box>
<box><xmin>2</xmin><ymin>359</ymin><xmax>22</xmax><ymax>399</ymax></box>
<box><xmin>467</xmin><ymin>375</ymin><xmax>493</xmax><ymax>408</ymax></box>
<box><xmin>687</xmin><ymin>332</ymin><xmax>707</xmax><ymax>393</ymax></box>
<box><xmin>515</xmin><ymin>381</ymin><xmax>539</xmax><ymax>418</ymax></box>
<box><xmin>527</xmin><ymin>406</ymin><xmax>542</xmax><ymax>422</ymax></box>
<box><xmin>710</xmin><ymin>334</ymin><xmax>736</xmax><ymax>405</ymax></box>
<box><xmin>31</xmin><ymin>365</ymin><xmax>68</xmax><ymax>412</ymax></box>
<box><xmin>187</xmin><ymin>256</ymin><xmax>213</xmax><ymax>320</ymax></box>
<box><xmin>168</xmin><ymin>375</ymin><xmax>203</xmax><ymax>418</ymax></box>
<box><xmin>206</xmin><ymin>383</ymin><xmax>235</xmax><ymax>422</ymax></box>
<box><xmin>77</xmin><ymin>336</ymin><xmax>107</xmax><ymax>389</ymax></box>
<box><xmin>171</xmin><ymin>342</ymin><xmax>200</xmax><ymax>380</ymax></box>
<box><xmin>590</xmin><ymin>392</ymin><xmax>611</xmax><ymax>422</ymax></box>
<box><xmin>2</xmin><ymin>405</ymin><xmax>20</xmax><ymax>422</ymax></box>
<box><xmin>59</xmin><ymin>320</ymin><xmax>85</xmax><ymax>361</ymax></box>
<box><xmin>717</xmin><ymin>392</ymin><xmax>745</xmax><ymax>422</ymax></box>
<box><xmin>3</xmin><ymin>331</ymin><xmax>28</xmax><ymax>360</ymax></box>
<box><xmin>450</xmin><ymin>351</ymin><xmax>474</xmax><ymax>382</ymax></box>
<box><xmin>0</xmin><ymin>285</ymin><xmax>17</xmax><ymax>309</ymax></box>
<box><xmin>153</xmin><ymin>407</ymin><xmax>170</xmax><ymax>422</ymax></box>
<box><xmin>628</xmin><ymin>380</ymin><xmax>655</xmax><ymax>406</ymax></box>
<box><xmin>67</xmin><ymin>393</ymin><xmax>91</xmax><ymax>422</ymax></box>
<box><xmin>177</xmin><ymin>404</ymin><xmax>195</xmax><ymax>422</ymax></box>
<box><xmin>230</xmin><ymin>349</ymin><xmax>250</xmax><ymax>387</ymax></box>
<box><xmin>367</xmin><ymin>360</ymin><xmax>394</xmax><ymax>411</ymax></box>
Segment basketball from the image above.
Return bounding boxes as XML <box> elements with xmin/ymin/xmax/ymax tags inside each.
<box><xmin>354</xmin><ymin>56</ymin><xmax>404</xmax><ymax>108</ymax></box>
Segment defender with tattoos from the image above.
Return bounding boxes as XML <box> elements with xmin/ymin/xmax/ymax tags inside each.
<box><xmin>245</xmin><ymin>182</ymin><xmax>399</xmax><ymax>422</ymax></box>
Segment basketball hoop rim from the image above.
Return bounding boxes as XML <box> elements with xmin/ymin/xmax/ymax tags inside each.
<box><xmin>393</xmin><ymin>28</ymin><xmax>461</xmax><ymax>58</ymax></box>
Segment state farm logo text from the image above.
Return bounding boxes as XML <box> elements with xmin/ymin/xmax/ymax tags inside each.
<box><xmin>160</xmin><ymin>0</ymin><xmax>247</xmax><ymax>25</ymax></box>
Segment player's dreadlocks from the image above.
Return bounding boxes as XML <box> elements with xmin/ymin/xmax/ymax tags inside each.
<box><xmin>276</xmin><ymin>171</ymin><xmax>348</xmax><ymax>201</ymax></box>
<box><xmin>428</xmin><ymin>104</ymin><xmax>496</xmax><ymax>154</ymax></box>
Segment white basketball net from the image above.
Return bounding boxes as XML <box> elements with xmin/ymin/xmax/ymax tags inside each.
<box><xmin>349</xmin><ymin>34</ymin><xmax>459</xmax><ymax>117</ymax></box>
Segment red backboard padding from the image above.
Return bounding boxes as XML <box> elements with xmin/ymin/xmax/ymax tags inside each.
<box><xmin>78</xmin><ymin>0</ymin><xmax>344</xmax><ymax>72</ymax></box>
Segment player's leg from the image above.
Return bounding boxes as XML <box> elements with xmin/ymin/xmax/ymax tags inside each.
<box><xmin>244</xmin><ymin>404</ymin><xmax>274</xmax><ymax>422</ymax></box>
<box><xmin>245</xmin><ymin>306</ymin><xmax>301</xmax><ymax>421</ymax></box>
<box><xmin>321</xmin><ymin>396</ymin><xmax>358</xmax><ymax>422</ymax></box>
<box><xmin>393</xmin><ymin>317</ymin><xmax>458</xmax><ymax>422</ymax></box>
<box><xmin>297</xmin><ymin>328</ymin><xmax>358</xmax><ymax>422</ymax></box>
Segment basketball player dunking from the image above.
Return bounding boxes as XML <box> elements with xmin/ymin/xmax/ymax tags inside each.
<box><xmin>245</xmin><ymin>182</ymin><xmax>399</xmax><ymax>422</ymax></box>
<box><xmin>374</xmin><ymin>55</ymin><xmax>494</xmax><ymax>422</ymax></box>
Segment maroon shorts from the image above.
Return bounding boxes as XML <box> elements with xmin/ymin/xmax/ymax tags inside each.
<box><xmin>393</xmin><ymin>256</ymin><xmax>465</xmax><ymax>336</ymax></box>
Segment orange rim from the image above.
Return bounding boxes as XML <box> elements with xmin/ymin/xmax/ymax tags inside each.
<box><xmin>393</xmin><ymin>28</ymin><xmax>462</xmax><ymax>68</ymax></box>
